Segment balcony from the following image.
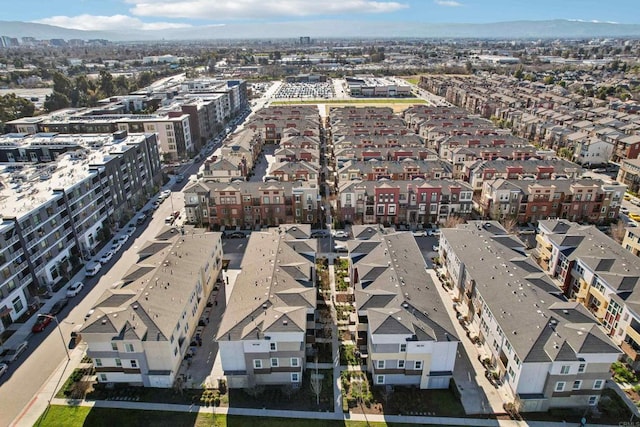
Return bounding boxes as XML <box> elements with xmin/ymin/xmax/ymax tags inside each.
<box><xmin>622</xmin><ymin>339</ymin><xmax>640</xmax><ymax>362</ymax></box>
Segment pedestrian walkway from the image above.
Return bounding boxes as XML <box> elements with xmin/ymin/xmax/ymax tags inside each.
<box><xmin>45</xmin><ymin>397</ymin><xmax>616</xmax><ymax>427</ymax></box>
<box><xmin>328</xmin><ymin>262</ymin><xmax>343</xmax><ymax>415</ymax></box>
<box><xmin>428</xmin><ymin>268</ymin><xmax>509</xmax><ymax>415</ymax></box>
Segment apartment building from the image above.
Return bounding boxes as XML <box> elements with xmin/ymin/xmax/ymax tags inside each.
<box><xmin>216</xmin><ymin>225</ymin><xmax>316</xmax><ymax>388</ymax></box>
<box><xmin>466</xmin><ymin>159</ymin><xmax>582</xmax><ymax>192</ymax></box>
<box><xmin>81</xmin><ymin>227</ymin><xmax>223</xmax><ymax>387</ymax></box>
<box><xmin>183</xmin><ymin>181</ymin><xmax>319</xmax><ymax>228</ymax></box>
<box><xmin>439</xmin><ymin>221</ymin><xmax>621</xmax><ymax>412</ymax></box>
<box><xmin>337</xmin><ymin>179</ymin><xmax>473</xmax><ymax>226</ymax></box>
<box><xmin>336</xmin><ymin>160</ymin><xmax>453</xmax><ymax>188</ymax></box>
<box><xmin>0</xmin><ymin>132</ymin><xmax>162</xmax><ymax>334</ymax></box>
<box><xmin>347</xmin><ymin>226</ymin><xmax>458</xmax><ymax>388</ymax></box>
<box><xmin>246</xmin><ymin>106</ymin><xmax>320</xmax><ymax>144</ymax></box>
<box><xmin>479</xmin><ymin>178</ymin><xmax>624</xmax><ymax>224</ymax></box>
<box><xmin>617</xmin><ymin>158</ymin><xmax>640</xmax><ymax>194</ymax></box>
<box><xmin>536</xmin><ymin>220</ymin><xmax>640</xmax><ymax>369</ymax></box>
<box><xmin>7</xmin><ymin>108</ymin><xmax>193</xmax><ymax>161</ymax></box>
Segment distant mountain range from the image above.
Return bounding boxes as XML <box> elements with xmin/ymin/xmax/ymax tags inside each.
<box><xmin>2</xmin><ymin>19</ymin><xmax>640</xmax><ymax>41</ymax></box>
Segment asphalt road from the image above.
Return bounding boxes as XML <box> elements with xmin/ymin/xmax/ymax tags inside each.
<box><xmin>0</xmin><ymin>187</ymin><xmax>185</xmax><ymax>427</ymax></box>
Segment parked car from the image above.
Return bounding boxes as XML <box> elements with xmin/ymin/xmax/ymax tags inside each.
<box><xmin>160</xmin><ymin>189</ymin><xmax>171</xmax><ymax>198</ymax></box>
<box><xmin>136</xmin><ymin>213</ymin><xmax>148</xmax><ymax>224</ymax></box>
<box><xmin>432</xmin><ymin>245</ymin><xmax>440</xmax><ymax>252</ymax></box>
<box><xmin>630</xmin><ymin>214</ymin><xmax>640</xmax><ymax>222</ymax></box>
<box><xmin>175</xmin><ymin>174</ymin><xmax>185</xmax><ymax>183</ymax></box>
<box><xmin>427</xmin><ymin>229</ymin><xmax>441</xmax><ymax>236</ymax></box>
<box><xmin>332</xmin><ymin>230</ymin><xmax>349</xmax><ymax>238</ymax></box>
<box><xmin>2</xmin><ymin>341</ymin><xmax>28</xmax><ymax>363</ymax></box>
<box><xmin>310</xmin><ymin>230</ymin><xmax>329</xmax><ymax>238</ymax></box>
<box><xmin>32</xmin><ymin>316</ymin><xmax>53</xmax><ymax>333</ymax></box>
<box><xmin>66</xmin><ymin>282</ymin><xmax>84</xmax><ymax>297</ymax></box>
<box><xmin>85</xmin><ymin>261</ymin><xmax>102</xmax><ymax>277</ymax></box>
<box><xmin>100</xmin><ymin>250</ymin><xmax>114</xmax><ymax>264</ymax></box>
<box><xmin>50</xmin><ymin>298</ymin><xmax>69</xmax><ymax>315</ymax></box>
<box><xmin>164</xmin><ymin>216</ymin><xmax>175</xmax><ymax>225</ymax></box>
<box><xmin>334</xmin><ymin>244</ymin><xmax>348</xmax><ymax>253</ymax></box>
<box><xmin>412</xmin><ymin>230</ymin><xmax>427</xmax><ymax>237</ymax></box>
<box><xmin>621</xmin><ymin>207</ymin><xmax>629</xmax><ymax>214</ymax></box>
<box><xmin>225</xmin><ymin>231</ymin><xmax>246</xmax><ymax>239</ymax></box>
<box><xmin>111</xmin><ymin>241</ymin><xmax>122</xmax><ymax>253</ymax></box>
<box><xmin>0</xmin><ymin>362</ymin><xmax>7</xmax><ymax>376</ymax></box>
<box><xmin>117</xmin><ymin>234</ymin><xmax>130</xmax><ymax>244</ymax></box>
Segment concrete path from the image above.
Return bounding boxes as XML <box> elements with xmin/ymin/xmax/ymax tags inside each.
<box><xmin>46</xmin><ymin>397</ymin><xmax>616</xmax><ymax>427</ymax></box>
<box><xmin>328</xmin><ymin>262</ymin><xmax>343</xmax><ymax>415</ymax></box>
<box><xmin>427</xmin><ymin>269</ymin><xmax>508</xmax><ymax>415</ymax></box>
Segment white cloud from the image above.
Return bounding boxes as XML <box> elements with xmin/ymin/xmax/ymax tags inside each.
<box><xmin>125</xmin><ymin>0</ymin><xmax>408</xmax><ymax>20</ymax></box>
<box><xmin>434</xmin><ymin>0</ymin><xmax>462</xmax><ymax>7</ymax></box>
<box><xmin>34</xmin><ymin>14</ymin><xmax>192</xmax><ymax>31</ymax></box>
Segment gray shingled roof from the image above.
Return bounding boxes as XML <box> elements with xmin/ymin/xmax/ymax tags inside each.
<box><xmin>349</xmin><ymin>226</ymin><xmax>458</xmax><ymax>343</ymax></box>
<box><xmin>442</xmin><ymin>221</ymin><xmax>621</xmax><ymax>363</ymax></box>
<box><xmin>216</xmin><ymin>224</ymin><xmax>317</xmax><ymax>341</ymax></box>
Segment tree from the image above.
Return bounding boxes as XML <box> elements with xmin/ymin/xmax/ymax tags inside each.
<box><xmin>0</xmin><ymin>94</ymin><xmax>35</xmax><ymax>131</ymax></box>
<box><xmin>310</xmin><ymin>358</ymin><xmax>323</xmax><ymax>405</ymax></box>
<box><xmin>500</xmin><ymin>216</ymin><xmax>519</xmax><ymax>234</ymax></box>
<box><xmin>44</xmin><ymin>92</ymin><xmax>70</xmax><ymax>112</ymax></box>
<box><xmin>513</xmin><ymin>66</ymin><xmax>524</xmax><ymax>80</ymax></box>
<box><xmin>610</xmin><ymin>221</ymin><xmax>627</xmax><ymax>244</ymax></box>
<box><xmin>51</xmin><ymin>72</ymin><xmax>72</xmax><ymax>96</ymax></box>
<box><xmin>98</xmin><ymin>70</ymin><xmax>115</xmax><ymax>98</ymax></box>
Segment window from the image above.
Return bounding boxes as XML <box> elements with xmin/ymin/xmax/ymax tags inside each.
<box><xmin>271</xmin><ymin>358</ymin><xmax>279</xmax><ymax>367</ymax></box>
<box><xmin>11</xmin><ymin>296</ymin><xmax>24</xmax><ymax>314</ymax></box>
<box><xmin>377</xmin><ymin>360</ymin><xmax>385</xmax><ymax>369</ymax></box>
<box><xmin>94</xmin><ymin>358</ymin><xmax>103</xmax><ymax>367</ymax></box>
<box><xmin>578</xmin><ymin>363</ymin><xmax>586</xmax><ymax>373</ymax></box>
<box><xmin>270</xmin><ymin>342</ymin><xmax>277</xmax><ymax>351</ymax></box>
<box><xmin>291</xmin><ymin>358</ymin><xmax>299</xmax><ymax>367</ymax></box>
<box><xmin>99</xmin><ymin>374</ymin><xmax>108</xmax><ymax>382</ymax></box>
<box><xmin>111</xmin><ymin>343</ymin><xmax>118</xmax><ymax>351</ymax></box>
<box><xmin>414</xmin><ymin>361</ymin><xmax>423</xmax><ymax>370</ymax></box>
<box><xmin>572</xmin><ymin>380</ymin><xmax>582</xmax><ymax>390</ymax></box>
<box><xmin>115</xmin><ymin>358</ymin><xmax>122</xmax><ymax>367</ymax></box>
<box><xmin>376</xmin><ymin>375</ymin><xmax>385</xmax><ymax>385</ymax></box>
<box><xmin>560</xmin><ymin>365</ymin><xmax>570</xmax><ymax>375</ymax></box>
<box><xmin>399</xmin><ymin>343</ymin><xmax>406</xmax><ymax>352</ymax></box>
<box><xmin>555</xmin><ymin>381</ymin><xmax>566</xmax><ymax>392</ymax></box>
<box><xmin>291</xmin><ymin>373</ymin><xmax>300</xmax><ymax>383</ymax></box>
<box><xmin>398</xmin><ymin>360</ymin><xmax>405</xmax><ymax>369</ymax></box>
<box><xmin>588</xmin><ymin>395</ymin><xmax>598</xmax><ymax>406</ymax></box>
<box><xmin>125</xmin><ymin>343</ymin><xmax>134</xmax><ymax>352</ymax></box>
<box><xmin>593</xmin><ymin>379</ymin><xmax>604</xmax><ymax>390</ymax></box>
<box><xmin>253</xmin><ymin>360</ymin><xmax>262</xmax><ymax>369</ymax></box>
<box><xmin>130</xmin><ymin>360</ymin><xmax>138</xmax><ymax>368</ymax></box>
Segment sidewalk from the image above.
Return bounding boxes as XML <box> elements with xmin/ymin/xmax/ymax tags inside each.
<box><xmin>45</xmin><ymin>397</ymin><xmax>616</xmax><ymax>427</ymax></box>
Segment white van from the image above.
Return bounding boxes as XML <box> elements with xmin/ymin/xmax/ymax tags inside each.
<box><xmin>85</xmin><ymin>261</ymin><xmax>102</xmax><ymax>277</ymax></box>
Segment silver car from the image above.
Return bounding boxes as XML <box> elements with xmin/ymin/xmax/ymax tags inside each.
<box><xmin>2</xmin><ymin>341</ymin><xmax>28</xmax><ymax>364</ymax></box>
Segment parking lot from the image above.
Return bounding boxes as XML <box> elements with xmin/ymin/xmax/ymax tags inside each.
<box><xmin>274</xmin><ymin>82</ymin><xmax>335</xmax><ymax>99</ymax></box>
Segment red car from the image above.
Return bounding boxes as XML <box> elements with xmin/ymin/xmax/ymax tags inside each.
<box><xmin>32</xmin><ymin>316</ymin><xmax>53</xmax><ymax>333</ymax></box>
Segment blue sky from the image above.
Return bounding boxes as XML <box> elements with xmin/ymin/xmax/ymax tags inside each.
<box><xmin>3</xmin><ymin>0</ymin><xmax>639</xmax><ymax>31</ymax></box>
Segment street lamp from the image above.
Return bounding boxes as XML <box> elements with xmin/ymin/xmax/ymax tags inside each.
<box><xmin>38</xmin><ymin>314</ymin><xmax>70</xmax><ymax>361</ymax></box>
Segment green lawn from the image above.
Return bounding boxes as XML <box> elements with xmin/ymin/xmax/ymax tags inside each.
<box><xmin>36</xmin><ymin>406</ymin><xmax>440</xmax><ymax>427</ymax></box>
<box><xmin>271</xmin><ymin>98</ymin><xmax>426</xmax><ymax>105</ymax></box>
<box><xmin>402</xmin><ymin>77</ymin><xmax>420</xmax><ymax>85</ymax></box>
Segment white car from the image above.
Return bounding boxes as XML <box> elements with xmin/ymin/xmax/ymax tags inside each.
<box><xmin>117</xmin><ymin>234</ymin><xmax>130</xmax><ymax>244</ymax></box>
<box><xmin>2</xmin><ymin>341</ymin><xmax>28</xmax><ymax>363</ymax></box>
<box><xmin>160</xmin><ymin>189</ymin><xmax>171</xmax><ymax>199</ymax></box>
<box><xmin>427</xmin><ymin>229</ymin><xmax>441</xmax><ymax>236</ymax></box>
<box><xmin>66</xmin><ymin>281</ymin><xmax>84</xmax><ymax>297</ymax></box>
<box><xmin>111</xmin><ymin>241</ymin><xmax>122</xmax><ymax>253</ymax></box>
<box><xmin>332</xmin><ymin>230</ymin><xmax>349</xmax><ymax>238</ymax></box>
<box><xmin>99</xmin><ymin>250</ymin><xmax>114</xmax><ymax>264</ymax></box>
<box><xmin>432</xmin><ymin>245</ymin><xmax>440</xmax><ymax>252</ymax></box>
<box><xmin>0</xmin><ymin>362</ymin><xmax>7</xmax><ymax>377</ymax></box>
<box><xmin>412</xmin><ymin>230</ymin><xmax>427</xmax><ymax>237</ymax></box>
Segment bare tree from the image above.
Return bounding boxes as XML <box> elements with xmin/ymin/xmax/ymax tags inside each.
<box><xmin>610</xmin><ymin>220</ymin><xmax>628</xmax><ymax>244</ymax></box>
<box><xmin>442</xmin><ymin>215</ymin><xmax>465</xmax><ymax>228</ymax></box>
<box><xmin>310</xmin><ymin>359</ymin><xmax>323</xmax><ymax>406</ymax></box>
<box><xmin>500</xmin><ymin>216</ymin><xmax>519</xmax><ymax>234</ymax></box>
